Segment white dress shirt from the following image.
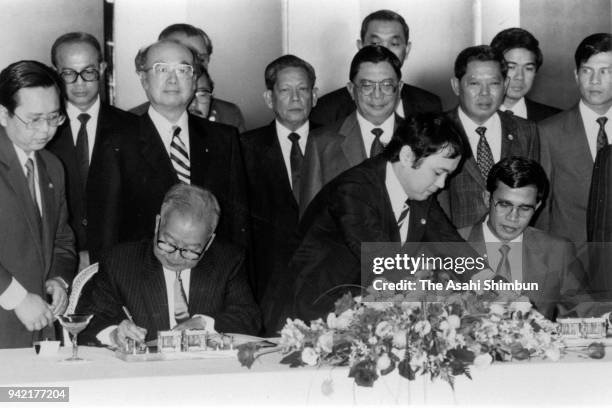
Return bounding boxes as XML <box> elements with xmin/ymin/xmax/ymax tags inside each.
<box><xmin>356</xmin><ymin>111</ymin><xmax>395</xmax><ymax>158</ymax></box>
<box><xmin>482</xmin><ymin>217</ymin><xmax>523</xmax><ymax>285</ymax></box>
<box><xmin>458</xmin><ymin>108</ymin><xmax>503</xmax><ymax>163</ymax></box>
<box><xmin>275</xmin><ymin>120</ymin><xmax>309</xmax><ymax>188</ymax></box>
<box><xmin>395</xmin><ymin>83</ymin><xmax>405</xmax><ymax>118</ymax></box>
<box><xmin>385</xmin><ymin>162</ymin><xmax>409</xmax><ymax>244</ymax></box>
<box><xmin>66</xmin><ymin>97</ymin><xmax>100</xmax><ymax>160</ymax></box>
<box><xmin>148</xmin><ymin>107</ymin><xmax>190</xmax><ymax>157</ymax></box>
<box><xmin>579</xmin><ymin>100</ymin><xmax>612</xmax><ymax>161</ymax></box>
<box><xmin>500</xmin><ymin>97</ymin><xmax>528</xmax><ymax>119</ymax></box>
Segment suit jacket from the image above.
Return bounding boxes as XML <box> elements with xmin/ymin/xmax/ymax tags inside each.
<box><xmin>293</xmin><ymin>156</ymin><xmax>479</xmax><ymax>322</ymax></box>
<box><xmin>438</xmin><ymin>108</ymin><xmax>539</xmax><ymax>229</ymax></box>
<box><xmin>130</xmin><ymin>98</ymin><xmax>246</xmax><ymax>132</ymax></box>
<box><xmin>77</xmin><ymin>238</ymin><xmax>261</xmax><ymax>344</ymax></box>
<box><xmin>525</xmin><ymin>97</ymin><xmax>561</xmax><ymax>123</ymax></box>
<box><xmin>87</xmin><ymin>113</ymin><xmax>250</xmax><ymax>261</ymax></box>
<box><xmin>309</xmin><ymin>84</ymin><xmax>442</xmax><ymax>126</ymax></box>
<box><xmin>299</xmin><ymin>112</ymin><xmax>405</xmax><ymax>214</ymax></box>
<box><xmin>46</xmin><ymin>104</ymin><xmax>137</xmax><ymax>252</ymax></box>
<box><xmin>459</xmin><ymin>223</ymin><xmax>588</xmax><ymax>321</ymax></box>
<box><xmin>0</xmin><ymin>130</ymin><xmax>76</xmax><ymax>348</ymax></box>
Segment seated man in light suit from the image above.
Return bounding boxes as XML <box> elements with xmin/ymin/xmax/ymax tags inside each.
<box><xmin>78</xmin><ymin>184</ymin><xmax>261</xmax><ymax>347</ymax></box>
<box><xmin>300</xmin><ymin>45</ymin><xmax>405</xmax><ymax>212</ymax></box>
<box><xmin>459</xmin><ymin>156</ymin><xmax>588</xmax><ymax>321</ymax></box>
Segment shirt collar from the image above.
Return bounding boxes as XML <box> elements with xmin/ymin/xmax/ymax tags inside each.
<box><xmin>385</xmin><ymin>161</ymin><xmax>408</xmax><ymax>215</ymax></box>
<box><xmin>458</xmin><ymin>107</ymin><xmax>500</xmax><ymax>134</ymax></box>
<box><xmin>356</xmin><ymin>111</ymin><xmax>395</xmax><ymax>144</ymax></box>
<box><xmin>66</xmin><ymin>96</ymin><xmax>100</xmax><ymax>121</ymax></box>
<box><xmin>148</xmin><ymin>106</ymin><xmax>189</xmax><ymax>136</ymax></box>
<box><xmin>500</xmin><ymin>97</ymin><xmax>527</xmax><ymax>119</ymax></box>
<box><xmin>579</xmin><ymin>100</ymin><xmax>612</xmax><ymax>124</ymax></box>
<box><xmin>275</xmin><ymin>120</ymin><xmax>309</xmax><ymax>144</ymax></box>
<box><xmin>482</xmin><ymin>215</ymin><xmax>523</xmax><ymax>243</ymax></box>
<box><xmin>12</xmin><ymin>142</ymin><xmax>35</xmax><ymax>168</ymax></box>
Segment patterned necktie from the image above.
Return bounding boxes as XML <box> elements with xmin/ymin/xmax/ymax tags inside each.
<box><xmin>596</xmin><ymin>117</ymin><xmax>609</xmax><ymax>152</ymax></box>
<box><xmin>397</xmin><ymin>199</ymin><xmax>410</xmax><ymax>244</ymax></box>
<box><xmin>370</xmin><ymin>128</ymin><xmax>384</xmax><ymax>157</ymax></box>
<box><xmin>476</xmin><ymin>126</ymin><xmax>494</xmax><ymax>180</ymax></box>
<box><xmin>496</xmin><ymin>244</ymin><xmax>512</xmax><ymax>281</ymax></box>
<box><xmin>288</xmin><ymin>132</ymin><xmax>303</xmax><ymax>202</ymax></box>
<box><xmin>170</xmin><ymin>126</ymin><xmax>190</xmax><ymax>184</ymax></box>
<box><xmin>174</xmin><ymin>271</ymin><xmax>189</xmax><ymax>324</ymax></box>
<box><xmin>76</xmin><ymin>113</ymin><xmax>91</xmax><ymax>188</ymax></box>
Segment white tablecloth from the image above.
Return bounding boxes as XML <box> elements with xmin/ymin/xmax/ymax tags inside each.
<box><xmin>1</xmin><ymin>346</ymin><xmax>611</xmax><ymax>406</ymax></box>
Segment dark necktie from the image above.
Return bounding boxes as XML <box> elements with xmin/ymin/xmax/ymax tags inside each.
<box><xmin>370</xmin><ymin>128</ymin><xmax>384</xmax><ymax>157</ymax></box>
<box><xmin>596</xmin><ymin>117</ymin><xmax>609</xmax><ymax>152</ymax></box>
<box><xmin>476</xmin><ymin>126</ymin><xmax>494</xmax><ymax>180</ymax></box>
<box><xmin>496</xmin><ymin>244</ymin><xmax>512</xmax><ymax>281</ymax></box>
<box><xmin>396</xmin><ymin>199</ymin><xmax>410</xmax><ymax>243</ymax></box>
<box><xmin>288</xmin><ymin>132</ymin><xmax>303</xmax><ymax>202</ymax></box>
<box><xmin>505</xmin><ymin>110</ymin><xmax>514</xmax><ymax>116</ymax></box>
<box><xmin>174</xmin><ymin>271</ymin><xmax>189</xmax><ymax>324</ymax></box>
<box><xmin>170</xmin><ymin>126</ymin><xmax>190</xmax><ymax>184</ymax></box>
<box><xmin>25</xmin><ymin>158</ymin><xmax>42</xmax><ymax>237</ymax></box>
<box><xmin>76</xmin><ymin>113</ymin><xmax>90</xmax><ymax>188</ymax></box>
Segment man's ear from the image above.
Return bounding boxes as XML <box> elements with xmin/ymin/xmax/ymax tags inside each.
<box><xmin>404</xmin><ymin>41</ymin><xmax>412</xmax><ymax>60</ymax></box>
<box><xmin>311</xmin><ymin>87</ymin><xmax>318</xmax><ymax>108</ymax></box>
<box><xmin>574</xmin><ymin>68</ymin><xmax>580</xmax><ymax>87</ymax></box>
<box><xmin>356</xmin><ymin>39</ymin><xmax>363</xmax><ymax>50</ymax></box>
<box><xmin>0</xmin><ymin>105</ymin><xmax>9</xmax><ymax>127</ymax></box>
<box><xmin>263</xmin><ymin>89</ymin><xmax>273</xmax><ymax>110</ymax></box>
<box><xmin>346</xmin><ymin>82</ymin><xmax>356</xmax><ymax>102</ymax></box>
<box><xmin>482</xmin><ymin>191</ymin><xmax>490</xmax><ymax>207</ymax></box>
<box><xmin>154</xmin><ymin>214</ymin><xmax>161</xmax><ymax>236</ymax></box>
<box><xmin>450</xmin><ymin>77</ymin><xmax>461</xmax><ymax>97</ymax></box>
<box><xmin>535</xmin><ymin>201</ymin><xmax>542</xmax><ymax>211</ymax></box>
<box><xmin>398</xmin><ymin>145</ymin><xmax>415</xmax><ymax>167</ymax></box>
<box><xmin>99</xmin><ymin>61</ymin><xmax>108</xmax><ymax>76</ymax></box>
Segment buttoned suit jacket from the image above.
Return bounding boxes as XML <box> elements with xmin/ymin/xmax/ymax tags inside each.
<box><xmin>437</xmin><ymin>108</ymin><xmax>539</xmax><ymax>229</ymax></box>
<box><xmin>46</xmin><ymin>104</ymin><xmax>137</xmax><ymax>252</ymax></box>
<box><xmin>525</xmin><ymin>97</ymin><xmax>561</xmax><ymax>123</ymax></box>
<box><xmin>459</xmin><ymin>222</ymin><xmax>588</xmax><ymax>321</ymax></box>
<box><xmin>293</xmin><ymin>156</ymin><xmax>479</xmax><ymax>322</ymax></box>
<box><xmin>87</xmin><ymin>112</ymin><xmax>250</xmax><ymax>261</ymax></box>
<box><xmin>0</xmin><ymin>130</ymin><xmax>76</xmax><ymax>348</ymax></box>
<box><xmin>77</xmin><ymin>238</ymin><xmax>261</xmax><ymax>344</ymax></box>
<box><xmin>299</xmin><ymin>112</ymin><xmax>405</xmax><ymax>214</ymax></box>
<box><xmin>309</xmin><ymin>84</ymin><xmax>442</xmax><ymax>126</ymax></box>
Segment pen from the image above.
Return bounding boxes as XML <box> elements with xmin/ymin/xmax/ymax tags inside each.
<box><xmin>122</xmin><ymin>306</ymin><xmax>134</xmax><ymax>323</ymax></box>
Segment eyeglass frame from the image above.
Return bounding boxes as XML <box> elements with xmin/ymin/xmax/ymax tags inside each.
<box><xmin>194</xmin><ymin>89</ymin><xmax>213</xmax><ymax>101</ymax></box>
<box><xmin>143</xmin><ymin>62</ymin><xmax>195</xmax><ymax>78</ymax></box>
<box><xmin>59</xmin><ymin>68</ymin><xmax>101</xmax><ymax>84</ymax></box>
<box><xmin>492</xmin><ymin>199</ymin><xmax>536</xmax><ymax>218</ymax></box>
<box><xmin>352</xmin><ymin>79</ymin><xmax>399</xmax><ymax>96</ymax></box>
<box><xmin>12</xmin><ymin>111</ymin><xmax>66</xmax><ymax>130</ymax></box>
<box><xmin>155</xmin><ymin>228</ymin><xmax>215</xmax><ymax>260</ymax></box>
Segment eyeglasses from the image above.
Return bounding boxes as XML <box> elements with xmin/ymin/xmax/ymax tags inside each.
<box><xmin>13</xmin><ymin>112</ymin><xmax>66</xmax><ymax>130</ymax></box>
<box><xmin>493</xmin><ymin>199</ymin><xmax>536</xmax><ymax>218</ymax></box>
<box><xmin>60</xmin><ymin>68</ymin><xmax>100</xmax><ymax>84</ymax></box>
<box><xmin>155</xmin><ymin>232</ymin><xmax>215</xmax><ymax>260</ymax></box>
<box><xmin>354</xmin><ymin>80</ymin><xmax>398</xmax><ymax>96</ymax></box>
<box><xmin>144</xmin><ymin>63</ymin><xmax>194</xmax><ymax>78</ymax></box>
<box><xmin>194</xmin><ymin>89</ymin><xmax>213</xmax><ymax>101</ymax></box>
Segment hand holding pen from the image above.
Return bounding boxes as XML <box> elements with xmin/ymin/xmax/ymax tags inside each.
<box><xmin>111</xmin><ymin>306</ymin><xmax>147</xmax><ymax>348</ymax></box>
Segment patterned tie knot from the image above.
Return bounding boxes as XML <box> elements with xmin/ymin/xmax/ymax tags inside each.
<box><xmin>371</xmin><ymin>128</ymin><xmax>383</xmax><ymax>139</ymax></box>
<box><xmin>597</xmin><ymin>117</ymin><xmax>608</xmax><ymax>127</ymax></box>
<box><xmin>172</xmin><ymin>125</ymin><xmax>182</xmax><ymax>138</ymax></box>
<box><xmin>475</xmin><ymin>126</ymin><xmax>487</xmax><ymax>137</ymax></box>
<box><xmin>25</xmin><ymin>157</ymin><xmax>34</xmax><ymax>175</ymax></box>
<box><xmin>78</xmin><ymin>113</ymin><xmax>90</xmax><ymax>125</ymax></box>
<box><xmin>288</xmin><ymin>132</ymin><xmax>300</xmax><ymax>143</ymax></box>
<box><xmin>499</xmin><ymin>244</ymin><xmax>510</xmax><ymax>256</ymax></box>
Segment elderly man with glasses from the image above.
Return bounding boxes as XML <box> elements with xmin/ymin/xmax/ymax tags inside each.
<box><xmin>86</xmin><ymin>39</ymin><xmax>250</xmax><ymax>263</ymax></box>
<box><xmin>77</xmin><ymin>184</ymin><xmax>260</xmax><ymax>347</ymax></box>
<box><xmin>46</xmin><ymin>32</ymin><xmax>137</xmax><ymax>271</ymax></box>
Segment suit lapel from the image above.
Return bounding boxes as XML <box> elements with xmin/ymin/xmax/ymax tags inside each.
<box><xmin>448</xmin><ymin>108</ymin><xmax>485</xmax><ymax>188</ymax></box>
<box><xmin>566</xmin><ymin>105</ymin><xmax>593</xmax><ymax>166</ymax></box>
<box><xmin>36</xmin><ymin>153</ymin><xmax>56</xmax><ymax>274</ymax></box>
<box><xmin>340</xmin><ymin>113</ymin><xmax>367</xmax><ymax>168</ymax></box>
<box><xmin>188</xmin><ymin>252</ymin><xmax>214</xmax><ymax>315</ymax></box>
<box><xmin>263</xmin><ymin>123</ymin><xmax>298</xmax><ymax>210</ymax></box>
<box><xmin>188</xmin><ymin>115</ymin><xmax>212</xmax><ymax>187</ymax></box>
<box><xmin>139</xmin><ymin>114</ymin><xmax>177</xmax><ymax>183</ymax></box>
<box><xmin>499</xmin><ymin>111</ymin><xmax>519</xmax><ymax>157</ymax></box>
<box><xmin>142</xmin><ymin>248</ymin><xmax>171</xmax><ymax>330</ymax></box>
<box><xmin>521</xmin><ymin>228</ymin><xmax>550</xmax><ymax>295</ymax></box>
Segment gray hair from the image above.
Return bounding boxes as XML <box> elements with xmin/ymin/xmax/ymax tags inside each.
<box><xmin>160</xmin><ymin>184</ymin><xmax>220</xmax><ymax>231</ymax></box>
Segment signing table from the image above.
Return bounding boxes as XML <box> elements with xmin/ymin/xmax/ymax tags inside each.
<box><xmin>1</xmin><ymin>346</ymin><xmax>611</xmax><ymax>406</ymax></box>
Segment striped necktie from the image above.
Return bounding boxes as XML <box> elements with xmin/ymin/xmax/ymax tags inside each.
<box><xmin>174</xmin><ymin>271</ymin><xmax>190</xmax><ymax>324</ymax></box>
<box><xmin>397</xmin><ymin>199</ymin><xmax>410</xmax><ymax>244</ymax></box>
<box><xmin>496</xmin><ymin>244</ymin><xmax>512</xmax><ymax>281</ymax></box>
<box><xmin>170</xmin><ymin>126</ymin><xmax>190</xmax><ymax>184</ymax></box>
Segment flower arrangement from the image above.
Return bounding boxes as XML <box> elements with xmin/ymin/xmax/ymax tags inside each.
<box><xmin>239</xmin><ymin>288</ymin><xmax>570</xmax><ymax>389</ymax></box>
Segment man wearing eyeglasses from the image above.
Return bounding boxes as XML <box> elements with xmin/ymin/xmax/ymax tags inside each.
<box><xmin>87</xmin><ymin>40</ymin><xmax>249</xmax><ymax>264</ymax></box>
<box><xmin>78</xmin><ymin>184</ymin><xmax>260</xmax><ymax>347</ymax></box>
<box><xmin>299</xmin><ymin>45</ymin><xmax>405</xmax><ymax>212</ymax></box>
<box><xmin>46</xmin><ymin>32</ymin><xmax>137</xmax><ymax>270</ymax></box>
<box><xmin>0</xmin><ymin>60</ymin><xmax>76</xmax><ymax>348</ymax></box>
<box><xmin>458</xmin><ymin>157</ymin><xmax>587</xmax><ymax>320</ymax></box>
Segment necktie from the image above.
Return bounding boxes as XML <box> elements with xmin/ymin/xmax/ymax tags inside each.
<box><xmin>596</xmin><ymin>117</ymin><xmax>609</xmax><ymax>152</ymax></box>
<box><xmin>170</xmin><ymin>126</ymin><xmax>190</xmax><ymax>184</ymax></box>
<box><xmin>25</xmin><ymin>158</ymin><xmax>42</xmax><ymax>237</ymax></box>
<box><xmin>505</xmin><ymin>110</ymin><xmax>514</xmax><ymax>116</ymax></box>
<box><xmin>76</xmin><ymin>113</ymin><xmax>90</xmax><ymax>188</ymax></box>
<box><xmin>288</xmin><ymin>132</ymin><xmax>303</xmax><ymax>202</ymax></box>
<box><xmin>174</xmin><ymin>271</ymin><xmax>189</xmax><ymax>324</ymax></box>
<box><xmin>370</xmin><ymin>128</ymin><xmax>384</xmax><ymax>157</ymax></box>
<box><xmin>397</xmin><ymin>199</ymin><xmax>410</xmax><ymax>244</ymax></box>
<box><xmin>496</xmin><ymin>244</ymin><xmax>512</xmax><ymax>281</ymax></box>
<box><xmin>476</xmin><ymin>126</ymin><xmax>494</xmax><ymax>180</ymax></box>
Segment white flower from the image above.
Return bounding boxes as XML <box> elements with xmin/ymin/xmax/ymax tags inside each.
<box><xmin>368</xmin><ymin>336</ymin><xmax>378</xmax><ymax>345</ymax></box>
<box><xmin>414</xmin><ymin>320</ymin><xmax>431</xmax><ymax>336</ymax></box>
<box><xmin>510</xmin><ymin>301</ymin><xmax>532</xmax><ymax>314</ymax></box>
<box><xmin>447</xmin><ymin>315</ymin><xmax>461</xmax><ymax>329</ymax></box>
<box><xmin>410</xmin><ymin>352</ymin><xmax>427</xmax><ymax>370</ymax></box>
<box><xmin>392</xmin><ymin>330</ymin><xmax>407</xmax><ymax>348</ymax></box>
<box><xmin>439</xmin><ymin>320</ymin><xmax>449</xmax><ymax>333</ymax></box>
<box><xmin>377</xmin><ymin>353</ymin><xmax>392</xmax><ymax>371</ymax></box>
<box><xmin>301</xmin><ymin>347</ymin><xmax>319</xmax><ymax>366</ymax></box>
<box><xmin>316</xmin><ymin>331</ymin><xmax>334</xmax><ymax>353</ymax></box>
<box><xmin>489</xmin><ymin>303</ymin><xmax>505</xmax><ymax>315</ymax></box>
<box><xmin>375</xmin><ymin>321</ymin><xmax>393</xmax><ymax>338</ymax></box>
<box><xmin>279</xmin><ymin>319</ymin><xmax>307</xmax><ymax>349</ymax></box>
<box><xmin>326</xmin><ymin>309</ymin><xmax>354</xmax><ymax>330</ymax></box>
<box><xmin>545</xmin><ymin>347</ymin><xmax>561</xmax><ymax>361</ymax></box>
<box><xmin>473</xmin><ymin>353</ymin><xmax>493</xmax><ymax>368</ymax></box>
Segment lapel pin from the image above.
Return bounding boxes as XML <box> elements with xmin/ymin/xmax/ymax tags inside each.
<box><xmin>48</xmin><ymin>183</ymin><xmax>54</xmax><ymax>189</ymax></box>
<box><xmin>205</xmin><ymin>148</ymin><xmax>209</xmax><ymax>153</ymax></box>
<box><xmin>420</xmin><ymin>218</ymin><xmax>426</xmax><ymax>225</ymax></box>
<box><xmin>508</xmin><ymin>134</ymin><xmax>514</xmax><ymax>141</ymax></box>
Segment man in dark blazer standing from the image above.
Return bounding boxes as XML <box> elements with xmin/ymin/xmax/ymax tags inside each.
<box><xmin>78</xmin><ymin>185</ymin><xmax>260</xmax><ymax>347</ymax></box>
<box><xmin>490</xmin><ymin>28</ymin><xmax>561</xmax><ymax>122</ymax></box>
<box><xmin>0</xmin><ymin>61</ymin><xmax>76</xmax><ymax>348</ymax></box>
<box><xmin>310</xmin><ymin>9</ymin><xmax>441</xmax><ymax>126</ymax></box>
<box><xmin>438</xmin><ymin>45</ymin><xmax>539</xmax><ymax>229</ymax></box>
<box><xmin>46</xmin><ymin>32</ymin><xmax>137</xmax><ymax>271</ymax></box>
<box><xmin>241</xmin><ymin>55</ymin><xmax>317</xmax><ymax>335</ymax></box>
<box><xmin>87</xmin><ymin>40</ymin><xmax>249</xmax><ymax>260</ymax></box>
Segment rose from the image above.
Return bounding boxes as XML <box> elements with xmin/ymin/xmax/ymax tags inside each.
<box><xmin>392</xmin><ymin>330</ymin><xmax>407</xmax><ymax>348</ymax></box>
<box><xmin>301</xmin><ymin>347</ymin><xmax>319</xmax><ymax>366</ymax></box>
<box><xmin>375</xmin><ymin>321</ymin><xmax>393</xmax><ymax>338</ymax></box>
<box><xmin>349</xmin><ymin>360</ymin><xmax>379</xmax><ymax>387</ymax></box>
<box><xmin>414</xmin><ymin>320</ymin><xmax>431</xmax><ymax>336</ymax></box>
<box><xmin>327</xmin><ymin>309</ymin><xmax>354</xmax><ymax>330</ymax></box>
<box><xmin>473</xmin><ymin>353</ymin><xmax>493</xmax><ymax>368</ymax></box>
<box><xmin>376</xmin><ymin>353</ymin><xmax>392</xmax><ymax>372</ymax></box>
<box><xmin>447</xmin><ymin>314</ymin><xmax>461</xmax><ymax>329</ymax></box>
<box><xmin>316</xmin><ymin>331</ymin><xmax>334</xmax><ymax>353</ymax></box>
<box><xmin>510</xmin><ymin>300</ymin><xmax>532</xmax><ymax>315</ymax></box>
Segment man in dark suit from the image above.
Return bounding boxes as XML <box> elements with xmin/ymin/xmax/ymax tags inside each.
<box><xmin>78</xmin><ymin>184</ymin><xmax>260</xmax><ymax>347</ymax></box>
<box><xmin>438</xmin><ymin>45</ymin><xmax>539</xmax><ymax>229</ymax></box>
<box><xmin>46</xmin><ymin>32</ymin><xmax>137</xmax><ymax>271</ymax></box>
<box><xmin>294</xmin><ymin>114</ymin><xmax>488</xmax><ymax>322</ymax></box>
<box><xmin>0</xmin><ymin>61</ymin><xmax>76</xmax><ymax>348</ymax></box>
<box><xmin>241</xmin><ymin>55</ymin><xmax>317</xmax><ymax>335</ymax></box>
<box><xmin>130</xmin><ymin>23</ymin><xmax>245</xmax><ymax>132</ymax></box>
<box><xmin>459</xmin><ymin>157</ymin><xmax>588</xmax><ymax>321</ymax></box>
<box><xmin>310</xmin><ymin>9</ymin><xmax>441</xmax><ymax>126</ymax></box>
<box><xmin>538</xmin><ymin>33</ymin><xmax>612</xmax><ymax>270</ymax></box>
<box><xmin>300</xmin><ymin>45</ymin><xmax>406</xmax><ymax>212</ymax></box>
<box><xmin>87</xmin><ymin>40</ymin><xmax>249</xmax><ymax>261</ymax></box>
<box><xmin>490</xmin><ymin>28</ymin><xmax>561</xmax><ymax>122</ymax></box>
